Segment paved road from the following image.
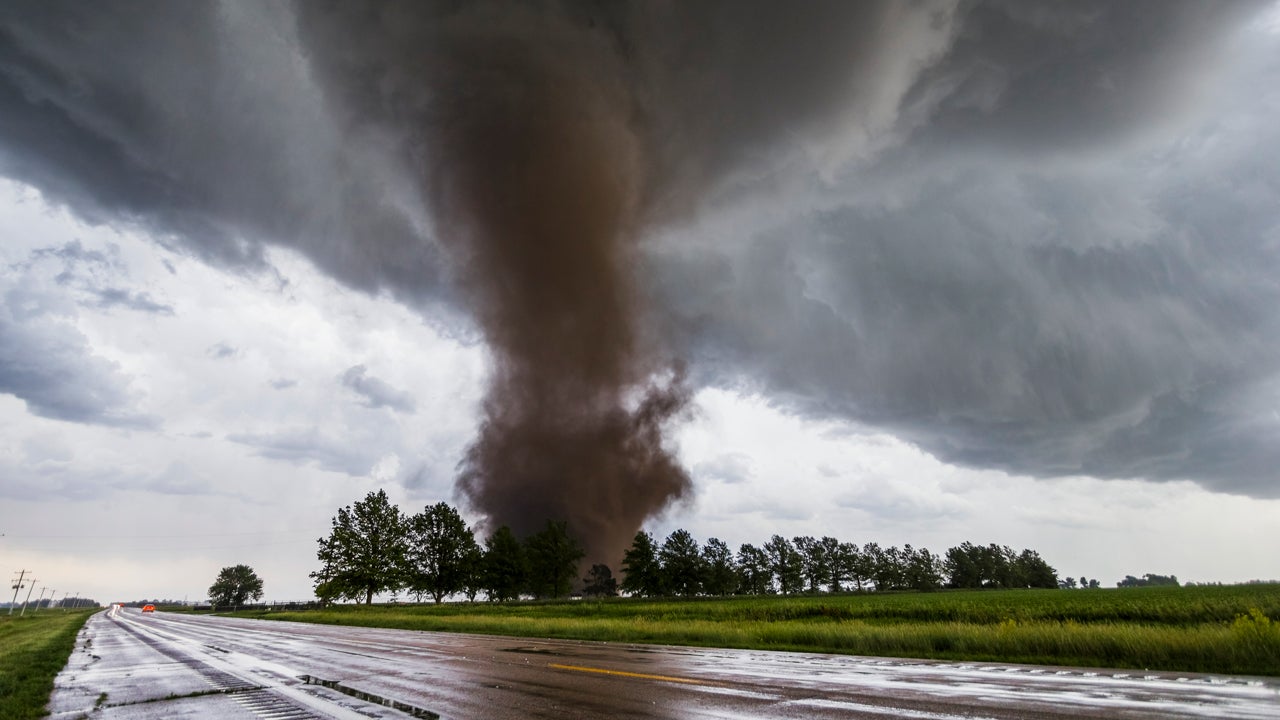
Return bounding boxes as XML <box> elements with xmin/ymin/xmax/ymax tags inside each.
<box><xmin>50</xmin><ymin>607</ymin><xmax>1278</xmax><ymax>719</ymax></box>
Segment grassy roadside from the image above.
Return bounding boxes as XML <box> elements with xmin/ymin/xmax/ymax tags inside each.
<box><xmin>239</xmin><ymin>585</ymin><xmax>1280</xmax><ymax>676</ymax></box>
<box><xmin>0</xmin><ymin>609</ymin><xmax>97</xmax><ymax>720</ymax></box>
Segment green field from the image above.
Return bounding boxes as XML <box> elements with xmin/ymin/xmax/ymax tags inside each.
<box><xmin>0</xmin><ymin>609</ymin><xmax>97</xmax><ymax>720</ymax></box>
<box><xmin>240</xmin><ymin>585</ymin><xmax>1280</xmax><ymax>676</ymax></box>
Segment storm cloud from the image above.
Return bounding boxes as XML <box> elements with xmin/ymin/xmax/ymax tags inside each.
<box><xmin>0</xmin><ymin>0</ymin><xmax>1277</xmax><ymax>569</ymax></box>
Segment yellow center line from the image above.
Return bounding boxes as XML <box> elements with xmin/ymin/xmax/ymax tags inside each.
<box><xmin>548</xmin><ymin>663</ymin><xmax>716</xmax><ymax>686</ymax></box>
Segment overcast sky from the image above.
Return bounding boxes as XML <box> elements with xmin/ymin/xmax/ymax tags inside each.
<box><xmin>2</xmin><ymin>1</ymin><xmax>1279</xmax><ymax>603</ymax></box>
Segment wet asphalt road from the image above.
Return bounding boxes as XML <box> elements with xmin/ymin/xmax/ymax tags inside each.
<box><xmin>49</xmin><ymin>607</ymin><xmax>1279</xmax><ymax>719</ymax></box>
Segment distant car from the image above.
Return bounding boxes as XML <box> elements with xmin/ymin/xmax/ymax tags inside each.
<box><xmin>142</xmin><ymin>604</ymin><xmax>155</xmax><ymax>613</ymax></box>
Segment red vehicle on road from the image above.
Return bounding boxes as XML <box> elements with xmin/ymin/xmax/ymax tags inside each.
<box><xmin>141</xmin><ymin>604</ymin><xmax>155</xmax><ymax>613</ymax></box>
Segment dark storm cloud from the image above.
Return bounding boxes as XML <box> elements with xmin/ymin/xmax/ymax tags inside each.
<box><xmin>655</xmin><ymin>23</ymin><xmax>1280</xmax><ymax>498</ymax></box>
<box><xmin>0</xmin><ymin>0</ymin><xmax>450</xmax><ymax>307</ymax></box>
<box><xmin>340</xmin><ymin>365</ymin><xmax>416</xmax><ymax>414</ymax></box>
<box><xmin>899</xmin><ymin>1</ymin><xmax>1264</xmax><ymax>155</ymax></box>
<box><xmin>0</xmin><ymin>0</ymin><xmax>1277</xmax><ymax>530</ymax></box>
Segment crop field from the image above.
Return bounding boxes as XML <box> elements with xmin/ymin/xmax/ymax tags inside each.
<box><xmin>0</xmin><ymin>609</ymin><xmax>96</xmax><ymax>720</ymax></box>
<box><xmin>242</xmin><ymin>584</ymin><xmax>1280</xmax><ymax>676</ymax></box>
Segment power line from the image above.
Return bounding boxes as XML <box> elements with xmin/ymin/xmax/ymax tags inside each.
<box><xmin>8</xmin><ymin>569</ymin><xmax>28</xmax><ymax>616</ymax></box>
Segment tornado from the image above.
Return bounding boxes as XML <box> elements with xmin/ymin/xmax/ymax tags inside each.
<box><xmin>410</xmin><ymin>9</ymin><xmax>692</xmax><ymax>566</ymax></box>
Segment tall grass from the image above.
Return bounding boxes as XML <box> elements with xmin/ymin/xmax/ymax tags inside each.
<box><xmin>0</xmin><ymin>609</ymin><xmax>97</xmax><ymax>720</ymax></box>
<box><xmin>242</xmin><ymin>585</ymin><xmax>1280</xmax><ymax>676</ymax></box>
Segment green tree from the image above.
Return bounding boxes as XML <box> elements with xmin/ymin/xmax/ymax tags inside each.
<box><xmin>620</xmin><ymin>531</ymin><xmax>663</xmax><ymax>597</ymax></box>
<box><xmin>863</xmin><ymin>542</ymin><xmax>891</xmax><ymax>590</ymax></box>
<box><xmin>406</xmin><ymin>502</ymin><xmax>481</xmax><ymax>603</ymax></box>
<box><xmin>659</xmin><ymin>529</ymin><xmax>704</xmax><ymax>597</ymax></box>
<box><xmin>735</xmin><ymin>543</ymin><xmax>773</xmax><ymax>595</ymax></box>
<box><xmin>524</xmin><ymin>520</ymin><xmax>584</xmax><ymax>599</ymax></box>
<box><xmin>872</xmin><ymin>545</ymin><xmax>907</xmax><ymax>590</ymax></box>
<box><xmin>988</xmin><ymin>544</ymin><xmax>1020</xmax><ymax>588</ymax></box>
<box><xmin>1014</xmin><ymin>549</ymin><xmax>1058</xmax><ymax>589</ymax></box>
<box><xmin>793</xmin><ymin>536</ymin><xmax>830</xmax><ymax>593</ymax></box>
<box><xmin>944</xmin><ymin>542</ymin><xmax>982</xmax><ymax>589</ymax></box>
<box><xmin>460</xmin><ymin>541</ymin><xmax>484</xmax><ymax>602</ymax></box>
<box><xmin>834</xmin><ymin>541</ymin><xmax>865</xmax><ymax>591</ymax></box>
<box><xmin>208</xmin><ymin>564</ymin><xmax>264</xmax><ymax>608</ymax></box>
<box><xmin>311</xmin><ymin>489</ymin><xmax>408</xmax><ymax>604</ymax></box>
<box><xmin>582</xmin><ymin>564</ymin><xmax>619</xmax><ymax>597</ymax></box>
<box><xmin>481</xmin><ymin>526</ymin><xmax>526</xmax><ymax>601</ymax></box>
<box><xmin>1117</xmin><ymin>573</ymin><xmax>1179</xmax><ymax>588</ymax></box>
<box><xmin>700</xmin><ymin>538</ymin><xmax>738</xmax><ymax>596</ymax></box>
<box><xmin>904</xmin><ymin>545</ymin><xmax>944</xmax><ymax>591</ymax></box>
<box><xmin>764</xmin><ymin>535</ymin><xmax>803</xmax><ymax>594</ymax></box>
<box><xmin>817</xmin><ymin>536</ymin><xmax>842</xmax><ymax>592</ymax></box>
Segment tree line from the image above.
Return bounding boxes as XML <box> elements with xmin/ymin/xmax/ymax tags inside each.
<box><xmin>311</xmin><ymin>490</ymin><xmax>584</xmax><ymax>603</ymax></box>
<box><xmin>311</xmin><ymin>492</ymin><xmax>1059</xmax><ymax>604</ymax></box>
<box><xmin>1117</xmin><ymin>573</ymin><xmax>1179</xmax><ymax>588</ymax></box>
<box><xmin>619</xmin><ymin>533</ymin><xmax>1058</xmax><ymax>597</ymax></box>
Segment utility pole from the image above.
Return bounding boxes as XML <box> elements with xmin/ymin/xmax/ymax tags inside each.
<box><xmin>19</xmin><ymin>576</ymin><xmax>38</xmax><ymax>616</ymax></box>
<box><xmin>60</xmin><ymin>591</ymin><xmax>68</xmax><ymax>611</ymax></box>
<box><xmin>35</xmin><ymin>587</ymin><xmax>48</xmax><ymax>611</ymax></box>
<box><xmin>8</xmin><ymin>569</ymin><xmax>28</xmax><ymax>616</ymax></box>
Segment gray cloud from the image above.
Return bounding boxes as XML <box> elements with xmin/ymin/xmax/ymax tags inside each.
<box><xmin>834</xmin><ymin>479</ymin><xmax>970</xmax><ymax>522</ymax></box>
<box><xmin>0</xmin><ymin>455</ymin><xmax>118</xmax><ymax>501</ymax></box>
<box><xmin>30</xmin><ymin>239</ymin><xmax>113</xmax><ymax>269</ymax></box>
<box><xmin>339</xmin><ymin>364</ymin><xmax>415</xmax><ymax>414</ymax></box>
<box><xmin>226</xmin><ymin>427</ymin><xmax>378</xmax><ymax>477</ymax></box>
<box><xmin>0</xmin><ymin>285</ymin><xmax>156</xmax><ymax>428</ymax></box>
<box><xmin>269</xmin><ymin>377</ymin><xmax>298</xmax><ymax>390</ymax></box>
<box><xmin>89</xmin><ymin>287</ymin><xmax>173</xmax><ymax>314</ymax></box>
<box><xmin>24</xmin><ymin>240</ymin><xmax>172</xmax><ymax>314</ymax></box>
<box><xmin>137</xmin><ymin>461</ymin><xmax>225</xmax><ymax>497</ymax></box>
<box><xmin>0</xmin><ymin>0</ymin><xmax>1276</xmax><ymax>501</ymax></box>
<box><xmin>206</xmin><ymin>342</ymin><xmax>237</xmax><ymax>360</ymax></box>
<box><xmin>692</xmin><ymin>453</ymin><xmax>755</xmax><ymax>485</ymax></box>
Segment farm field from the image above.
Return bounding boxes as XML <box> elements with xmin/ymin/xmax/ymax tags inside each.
<box><xmin>240</xmin><ymin>584</ymin><xmax>1280</xmax><ymax>676</ymax></box>
<box><xmin>0</xmin><ymin>609</ymin><xmax>96</xmax><ymax>720</ymax></box>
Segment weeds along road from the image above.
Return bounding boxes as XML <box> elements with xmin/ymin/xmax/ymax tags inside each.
<box><xmin>50</xmin><ymin>607</ymin><xmax>1278</xmax><ymax>720</ymax></box>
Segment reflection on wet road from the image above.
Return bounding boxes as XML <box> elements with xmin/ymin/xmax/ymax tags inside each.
<box><xmin>50</xmin><ymin>607</ymin><xmax>1279</xmax><ymax>719</ymax></box>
